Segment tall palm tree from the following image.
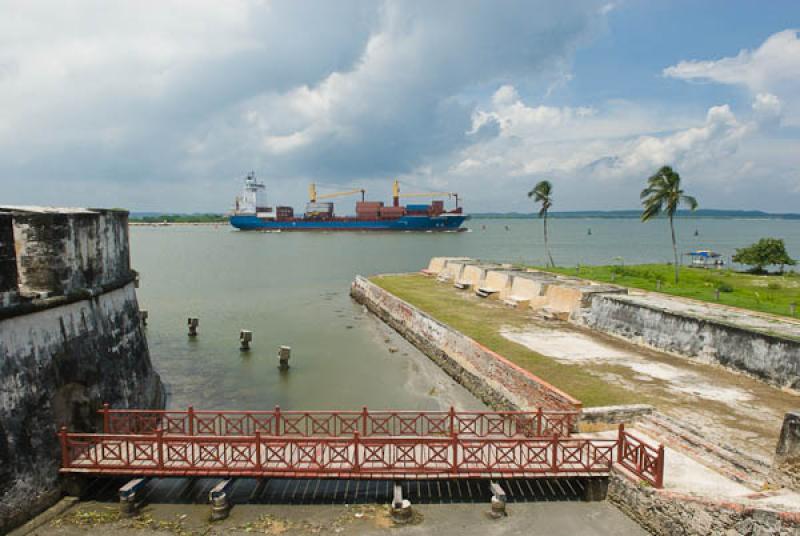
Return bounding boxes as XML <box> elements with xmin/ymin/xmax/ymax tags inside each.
<box><xmin>640</xmin><ymin>166</ymin><xmax>698</xmax><ymax>283</ymax></box>
<box><xmin>529</xmin><ymin>180</ymin><xmax>555</xmax><ymax>268</ymax></box>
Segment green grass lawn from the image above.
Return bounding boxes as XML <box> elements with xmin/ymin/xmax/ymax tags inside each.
<box><xmin>539</xmin><ymin>264</ymin><xmax>800</xmax><ymax>318</ymax></box>
<box><xmin>371</xmin><ymin>274</ymin><xmax>642</xmax><ymax>407</ymax></box>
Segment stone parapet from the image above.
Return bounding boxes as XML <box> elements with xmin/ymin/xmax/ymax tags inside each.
<box><xmin>0</xmin><ymin>207</ymin><xmax>132</xmax><ymax>302</ymax></box>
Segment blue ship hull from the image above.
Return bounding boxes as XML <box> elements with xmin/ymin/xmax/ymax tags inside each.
<box><xmin>230</xmin><ymin>214</ymin><xmax>468</xmax><ymax>231</ymax></box>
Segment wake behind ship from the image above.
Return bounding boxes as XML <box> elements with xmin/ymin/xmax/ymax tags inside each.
<box><xmin>229</xmin><ymin>174</ymin><xmax>468</xmax><ymax>231</ymax></box>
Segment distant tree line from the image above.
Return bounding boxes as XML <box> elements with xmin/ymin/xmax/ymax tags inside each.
<box><xmin>130</xmin><ymin>213</ymin><xmax>226</xmax><ymax>223</ymax></box>
<box><xmin>529</xmin><ymin>165</ymin><xmax>795</xmax><ymax>282</ymax></box>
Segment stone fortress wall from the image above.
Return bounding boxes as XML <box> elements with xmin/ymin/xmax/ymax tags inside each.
<box><xmin>0</xmin><ymin>207</ymin><xmax>164</xmax><ymax>533</ymax></box>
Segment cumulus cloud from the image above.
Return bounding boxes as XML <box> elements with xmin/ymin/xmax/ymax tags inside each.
<box><xmin>664</xmin><ymin>29</ymin><xmax>800</xmax><ymax>125</ymax></box>
<box><xmin>437</xmin><ymin>85</ymin><xmax>780</xmax><ymax>211</ymax></box>
<box><xmin>752</xmin><ymin>92</ymin><xmax>782</xmax><ymax>127</ymax></box>
<box><xmin>469</xmin><ymin>85</ymin><xmax>596</xmax><ymax>139</ymax></box>
<box><xmin>188</xmin><ymin>1</ymin><xmax>605</xmax><ymax>183</ymax></box>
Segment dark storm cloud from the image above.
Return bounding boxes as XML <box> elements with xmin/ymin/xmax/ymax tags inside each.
<box><xmin>0</xmin><ymin>0</ymin><xmax>604</xmax><ymax>209</ymax></box>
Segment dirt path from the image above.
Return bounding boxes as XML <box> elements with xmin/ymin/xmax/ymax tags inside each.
<box><xmin>503</xmin><ymin>318</ymin><xmax>798</xmax><ymax>461</ymax></box>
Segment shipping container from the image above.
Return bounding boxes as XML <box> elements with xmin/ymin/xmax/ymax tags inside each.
<box><xmin>406</xmin><ymin>204</ymin><xmax>430</xmax><ymax>211</ymax></box>
<box><xmin>379</xmin><ymin>207</ymin><xmax>406</xmax><ymax>218</ymax></box>
<box><xmin>276</xmin><ymin>206</ymin><xmax>294</xmax><ymax>220</ymax></box>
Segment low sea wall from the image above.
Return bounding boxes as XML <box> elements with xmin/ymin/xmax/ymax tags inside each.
<box><xmin>579</xmin><ymin>294</ymin><xmax>800</xmax><ymax>390</ymax></box>
<box><xmin>0</xmin><ymin>207</ymin><xmax>164</xmax><ymax>533</ymax></box>
<box><xmin>351</xmin><ymin>275</ymin><xmax>581</xmax><ymax>412</ymax></box>
<box><xmin>610</xmin><ymin>470</ymin><xmax>800</xmax><ymax>535</ymax></box>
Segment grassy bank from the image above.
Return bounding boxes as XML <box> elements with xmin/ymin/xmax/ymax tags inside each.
<box><xmin>371</xmin><ymin>274</ymin><xmax>641</xmax><ymax>407</ymax></box>
<box><xmin>538</xmin><ymin>264</ymin><xmax>800</xmax><ymax>318</ymax></box>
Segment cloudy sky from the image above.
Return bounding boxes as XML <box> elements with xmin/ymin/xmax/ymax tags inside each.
<box><xmin>2</xmin><ymin>1</ymin><xmax>799</xmax><ymax>213</ymax></box>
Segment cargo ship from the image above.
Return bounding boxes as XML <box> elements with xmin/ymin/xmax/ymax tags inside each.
<box><xmin>229</xmin><ymin>173</ymin><xmax>468</xmax><ymax>231</ymax></box>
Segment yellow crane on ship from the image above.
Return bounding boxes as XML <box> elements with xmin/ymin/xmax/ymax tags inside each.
<box><xmin>392</xmin><ymin>179</ymin><xmax>460</xmax><ymax>208</ymax></box>
<box><xmin>308</xmin><ymin>183</ymin><xmax>366</xmax><ymax>203</ymax></box>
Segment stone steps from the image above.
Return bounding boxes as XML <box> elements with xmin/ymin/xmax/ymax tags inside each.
<box><xmin>637</xmin><ymin>412</ymin><xmax>772</xmax><ymax>490</ymax></box>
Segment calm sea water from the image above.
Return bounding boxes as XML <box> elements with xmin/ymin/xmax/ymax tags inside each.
<box><xmin>131</xmin><ymin>218</ymin><xmax>800</xmax><ymax>410</ymax></box>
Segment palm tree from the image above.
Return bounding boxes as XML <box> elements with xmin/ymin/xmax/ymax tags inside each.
<box><xmin>640</xmin><ymin>166</ymin><xmax>698</xmax><ymax>283</ymax></box>
<box><xmin>528</xmin><ymin>180</ymin><xmax>555</xmax><ymax>268</ymax></box>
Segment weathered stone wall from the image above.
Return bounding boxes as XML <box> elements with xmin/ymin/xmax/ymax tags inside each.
<box><xmin>0</xmin><ymin>207</ymin><xmax>163</xmax><ymax>533</ymax></box>
<box><xmin>610</xmin><ymin>470</ymin><xmax>800</xmax><ymax>535</ymax></box>
<box><xmin>351</xmin><ymin>275</ymin><xmax>580</xmax><ymax>411</ymax></box>
<box><xmin>579</xmin><ymin>294</ymin><xmax>800</xmax><ymax>389</ymax></box>
<box><xmin>0</xmin><ymin>213</ymin><xmax>18</xmax><ymax>307</ymax></box>
<box><xmin>8</xmin><ymin>209</ymin><xmax>131</xmax><ymax>297</ymax></box>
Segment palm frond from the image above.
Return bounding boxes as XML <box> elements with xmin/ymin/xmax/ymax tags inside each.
<box><xmin>682</xmin><ymin>195</ymin><xmax>698</xmax><ymax>210</ymax></box>
<box><xmin>640</xmin><ymin>202</ymin><xmax>662</xmax><ymax>222</ymax></box>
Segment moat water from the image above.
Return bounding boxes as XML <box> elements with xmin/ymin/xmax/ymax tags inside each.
<box><xmin>131</xmin><ymin>218</ymin><xmax>800</xmax><ymax>410</ymax></box>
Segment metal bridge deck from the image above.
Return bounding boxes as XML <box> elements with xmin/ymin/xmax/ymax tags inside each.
<box><xmin>80</xmin><ymin>476</ymin><xmax>588</xmax><ymax>505</ymax></box>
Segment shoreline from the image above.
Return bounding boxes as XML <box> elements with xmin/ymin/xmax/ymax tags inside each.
<box><xmin>129</xmin><ymin>221</ymin><xmax>225</xmax><ymax>226</ymax></box>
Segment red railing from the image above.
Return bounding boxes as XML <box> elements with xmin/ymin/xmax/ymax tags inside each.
<box><xmin>60</xmin><ymin>409</ymin><xmax>663</xmax><ymax>486</ymax></box>
<box><xmin>58</xmin><ymin>430</ymin><xmax>617</xmax><ymax>479</ymax></box>
<box><xmin>99</xmin><ymin>405</ymin><xmax>578</xmax><ymax>439</ymax></box>
<box><xmin>617</xmin><ymin>424</ymin><xmax>664</xmax><ymax>488</ymax></box>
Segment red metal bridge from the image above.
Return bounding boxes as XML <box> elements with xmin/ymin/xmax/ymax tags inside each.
<box><xmin>59</xmin><ymin>406</ymin><xmax>664</xmax><ymax>488</ymax></box>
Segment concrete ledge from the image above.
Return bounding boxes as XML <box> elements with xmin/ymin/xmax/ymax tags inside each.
<box><xmin>0</xmin><ymin>273</ymin><xmax>137</xmax><ymax>321</ymax></box>
<box><xmin>7</xmin><ymin>496</ymin><xmax>78</xmax><ymax>536</ymax></box>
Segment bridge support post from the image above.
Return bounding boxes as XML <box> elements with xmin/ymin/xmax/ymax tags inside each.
<box><xmin>489</xmin><ymin>481</ymin><xmax>507</xmax><ymax>518</ymax></box>
<box><xmin>278</xmin><ymin>346</ymin><xmax>291</xmax><ymax>370</ymax></box>
<box><xmin>240</xmin><ymin>330</ymin><xmax>252</xmax><ymax>351</ymax></box>
<box><xmin>209</xmin><ymin>479</ymin><xmax>234</xmax><ymax>521</ymax></box>
<box><xmin>582</xmin><ymin>478</ymin><xmax>609</xmax><ymax>502</ymax></box>
<box><xmin>390</xmin><ymin>482</ymin><xmax>413</xmax><ymax>524</ymax></box>
<box><xmin>119</xmin><ymin>478</ymin><xmax>148</xmax><ymax>517</ymax></box>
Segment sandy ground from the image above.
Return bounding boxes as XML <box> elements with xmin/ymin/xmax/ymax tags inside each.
<box><xmin>501</xmin><ymin>326</ymin><xmax>754</xmax><ymax>405</ymax></box>
<box><xmin>499</xmin><ymin>316</ymin><xmax>800</xmax><ymax>461</ymax></box>
<box><xmin>34</xmin><ymin>501</ymin><xmax>646</xmax><ymax>536</ymax></box>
